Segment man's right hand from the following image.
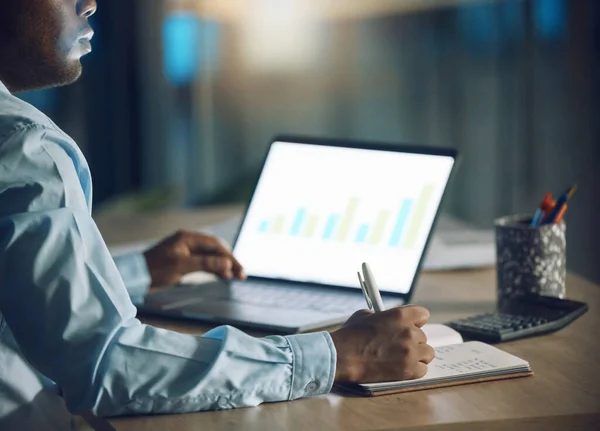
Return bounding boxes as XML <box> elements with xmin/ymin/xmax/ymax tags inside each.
<box><xmin>330</xmin><ymin>305</ymin><xmax>435</xmax><ymax>383</ymax></box>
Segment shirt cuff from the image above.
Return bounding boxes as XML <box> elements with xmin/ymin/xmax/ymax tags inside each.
<box><xmin>112</xmin><ymin>252</ymin><xmax>151</xmax><ymax>301</ymax></box>
<box><xmin>285</xmin><ymin>332</ymin><xmax>337</xmax><ymax>399</ymax></box>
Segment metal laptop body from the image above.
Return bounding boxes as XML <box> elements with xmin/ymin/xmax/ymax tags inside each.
<box><xmin>137</xmin><ymin>135</ymin><xmax>459</xmax><ymax>334</ymax></box>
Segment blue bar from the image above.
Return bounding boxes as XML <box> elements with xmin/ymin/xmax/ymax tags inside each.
<box><xmin>388</xmin><ymin>199</ymin><xmax>414</xmax><ymax>247</ymax></box>
<box><xmin>322</xmin><ymin>215</ymin><xmax>339</xmax><ymax>239</ymax></box>
<box><xmin>290</xmin><ymin>209</ymin><xmax>307</xmax><ymax>236</ymax></box>
<box><xmin>355</xmin><ymin>224</ymin><xmax>369</xmax><ymax>243</ymax></box>
<box><xmin>259</xmin><ymin>221</ymin><xmax>269</xmax><ymax>233</ymax></box>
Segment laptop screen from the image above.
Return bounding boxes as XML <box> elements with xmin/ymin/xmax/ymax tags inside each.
<box><xmin>233</xmin><ymin>140</ymin><xmax>456</xmax><ymax>295</ymax></box>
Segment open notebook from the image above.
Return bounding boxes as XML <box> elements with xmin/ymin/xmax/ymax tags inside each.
<box><xmin>339</xmin><ymin>324</ymin><xmax>533</xmax><ymax>396</ymax></box>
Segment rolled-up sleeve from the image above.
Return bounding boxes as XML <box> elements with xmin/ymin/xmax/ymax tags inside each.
<box><xmin>0</xmin><ymin>124</ymin><xmax>336</xmax><ymax>417</ymax></box>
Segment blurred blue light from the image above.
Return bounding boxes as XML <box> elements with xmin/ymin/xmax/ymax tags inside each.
<box><xmin>162</xmin><ymin>13</ymin><xmax>221</xmax><ymax>85</ymax></box>
<box><xmin>533</xmin><ymin>0</ymin><xmax>566</xmax><ymax>39</ymax></box>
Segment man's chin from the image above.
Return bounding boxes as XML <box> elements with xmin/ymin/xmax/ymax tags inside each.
<box><xmin>33</xmin><ymin>62</ymin><xmax>83</xmax><ymax>91</ymax></box>
<box><xmin>59</xmin><ymin>62</ymin><xmax>83</xmax><ymax>85</ymax></box>
<box><xmin>48</xmin><ymin>57</ymin><xmax>81</xmax><ymax>82</ymax></box>
<box><xmin>10</xmin><ymin>60</ymin><xmax>83</xmax><ymax>93</ymax></box>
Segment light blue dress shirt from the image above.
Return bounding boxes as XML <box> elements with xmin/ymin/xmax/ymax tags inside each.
<box><xmin>0</xmin><ymin>80</ymin><xmax>336</xmax><ymax>428</ymax></box>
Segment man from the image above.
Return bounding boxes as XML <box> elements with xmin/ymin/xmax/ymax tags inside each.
<box><xmin>0</xmin><ymin>0</ymin><xmax>435</xmax><ymax>428</ymax></box>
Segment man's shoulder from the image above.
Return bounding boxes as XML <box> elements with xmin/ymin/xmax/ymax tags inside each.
<box><xmin>0</xmin><ymin>90</ymin><xmax>61</xmax><ymax>142</ymax></box>
<box><xmin>0</xmin><ymin>91</ymin><xmax>86</xmax><ymax>182</ymax></box>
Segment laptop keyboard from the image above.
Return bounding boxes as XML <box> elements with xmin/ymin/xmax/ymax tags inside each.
<box><xmin>229</xmin><ymin>282</ymin><xmax>402</xmax><ymax>314</ymax></box>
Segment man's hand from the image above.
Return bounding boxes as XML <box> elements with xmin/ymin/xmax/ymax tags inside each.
<box><xmin>330</xmin><ymin>305</ymin><xmax>435</xmax><ymax>383</ymax></box>
<box><xmin>143</xmin><ymin>230</ymin><xmax>246</xmax><ymax>288</ymax></box>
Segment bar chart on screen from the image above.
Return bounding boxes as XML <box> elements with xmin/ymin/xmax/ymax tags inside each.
<box><xmin>254</xmin><ymin>184</ymin><xmax>435</xmax><ymax>250</ymax></box>
<box><xmin>233</xmin><ymin>141</ymin><xmax>455</xmax><ymax>292</ymax></box>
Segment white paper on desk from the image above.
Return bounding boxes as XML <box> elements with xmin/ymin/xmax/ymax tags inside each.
<box><xmin>423</xmin><ymin>216</ymin><xmax>496</xmax><ymax>270</ymax></box>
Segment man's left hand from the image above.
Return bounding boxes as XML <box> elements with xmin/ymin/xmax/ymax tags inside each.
<box><xmin>143</xmin><ymin>230</ymin><xmax>246</xmax><ymax>288</ymax></box>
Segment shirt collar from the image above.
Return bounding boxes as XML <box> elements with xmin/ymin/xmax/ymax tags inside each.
<box><xmin>0</xmin><ymin>80</ymin><xmax>9</xmax><ymax>95</ymax></box>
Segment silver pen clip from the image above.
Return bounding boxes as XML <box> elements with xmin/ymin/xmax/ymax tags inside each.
<box><xmin>357</xmin><ymin>271</ymin><xmax>373</xmax><ymax>310</ymax></box>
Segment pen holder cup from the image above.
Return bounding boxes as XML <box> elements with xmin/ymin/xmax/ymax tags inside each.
<box><xmin>495</xmin><ymin>214</ymin><xmax>566</xmax><ymax>305</ymax></box>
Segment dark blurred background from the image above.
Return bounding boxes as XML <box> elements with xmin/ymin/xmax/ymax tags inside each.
<box><xmin>18</xmin><ymin>0</ymin><xmax>600</xmax><ymax>284</ymax></box>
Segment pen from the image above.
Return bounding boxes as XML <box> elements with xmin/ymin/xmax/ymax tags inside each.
<box><xmin>554</xmin><ymin>203</ymin><xmax>569</xmax><ymax>223</ymax></box>
<box><xmin>530</xmin><ymin>192</ymin><xmax>554</xmax><ymax>227</ymax></box>
<box><xmin>358</xmin><ymin>262</ymin><xmax>385</xmax><ymax>312</ymax></box>
<box><xmin>530</xmin><ymin>209</ymin><xmax>544</xmax><ymax>227</ymax></box>
<box><xmin>544</xmin><ymin>185</ymin><xmax>577</xmax><ymax>224</ymax></box>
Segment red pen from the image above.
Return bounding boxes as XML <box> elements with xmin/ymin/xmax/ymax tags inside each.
<box><xmin>540</xmin><ymin>193</ymin><xmax>556</xmax><ymax>212</ymax></box>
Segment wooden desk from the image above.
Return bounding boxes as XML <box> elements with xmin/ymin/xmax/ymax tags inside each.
<box><xmin>95</xmin><ymin>206</ymin><xmax>600</xmax><ymax>431</ymax></box>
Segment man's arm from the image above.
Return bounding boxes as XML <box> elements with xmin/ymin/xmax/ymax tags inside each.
<box><xmin>0</xmin><ymin>124</ymin><xmax>336</xmax><ymax>416</ymax></box>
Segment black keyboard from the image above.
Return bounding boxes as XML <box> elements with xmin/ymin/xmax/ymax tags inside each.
<box><xmin>446</xmin><ymin>295</ymin><xmax>588</xmax><ymax>343</ymax></box>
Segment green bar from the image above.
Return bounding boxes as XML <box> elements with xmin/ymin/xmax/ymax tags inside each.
<box><xmin>303</xmin><ymin>215</ymin><xmax>319</xmax><ymax>237</ymax></box>
<box><xmin>369</xmin><ymin>210</ymin><xmax>391</xmax><ymax>245</ymax></box>
<box><xmin>271</xmin><ymin>215</ymin><xmax>285</xmax><ymax>234</ymax></box>
<box><xmin>403</xmin><ymin>185</ymin><xmax>434</xmax><ymax>248</ymax></box>
<box><xmin>336</xmin><ymin>197</ymin><xmax>360</xmax><ymax>241</ymax></box>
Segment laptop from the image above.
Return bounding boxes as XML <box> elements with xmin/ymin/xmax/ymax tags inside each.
<box><xmin>137</xmin><ymin>136</ymin><xmax>458</xmax><ymax>333</ymax></box>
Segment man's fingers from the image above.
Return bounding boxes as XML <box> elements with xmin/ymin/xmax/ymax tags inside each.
<box><xmin>178</xmin><ymin>231</ymin><xmax>246</xmax><ymax>279</ymax></box>
<box><xmin>199</xmin><ymin>237</ymin><xmax>245</xmax><ymax>277</ymax></box>
<box><xmin>203</xmin><ymin>255</ymin><xmax>233</xmax><ymax>279</ymax></box>
<box><xmin>179</xmin><ymin>231</ymin><xmax>230</xmax><ymax>255</ymax></box>
<box><xmin>182</xmin><ymin>255</ymin><xmax>234</xmax><ymax>279</ymax></box>
<box><xmin>418</xmin><ymin>343</ymin><xmax>436</xmax><ymax>365</ymax></box>
<box><xmin>411</xmin><ymin>362</ymin><xmax>428</xmax><ymax>380</ymax></box>
<box><xmin>412</xmin><ymin>326</ymin><xmax>427</xmax><ymax>344</ymax></box>
<box><xmin>397</xmin><ymin>305</ymin><xmax>430</xmax><ymax>328</ymax></box>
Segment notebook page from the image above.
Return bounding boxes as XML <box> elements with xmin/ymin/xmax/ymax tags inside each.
<box><xmin>363</xmin><ymin>341</ymin><xmax>530</xmax><ymax>389</ymax></box>
<box><xmin>421</xmin><ymin>324</ymin><xmax>463</xmax><ymax>347</ymax></box>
